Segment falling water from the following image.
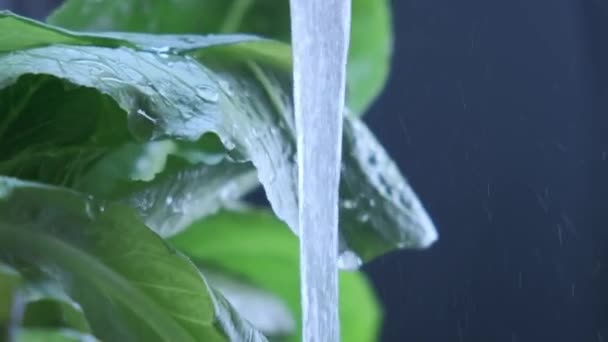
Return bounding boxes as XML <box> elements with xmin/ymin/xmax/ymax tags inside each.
<box><xmin>290</xmin><ymin>1</ymin><xmax>351</xmax><ymax>341</ymax></box>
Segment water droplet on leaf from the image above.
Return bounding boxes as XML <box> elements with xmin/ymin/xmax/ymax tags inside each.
<box><xmin>195</xmin><ymin>85</ymin><xmax>219</xmax><ymax>103</ymax></box>
<box><xmin>356</xmin><ymin>212</ymin><xmax>370</xmax><ymax>223</ymax></box>
<box><xmin>341</xmin><ymin>199</ymin><xmax>356</xmax><ymax>209</ymax></box>
<box><xmin>337</xmin><ymin>251</ymin><xmax>362</xmax><ymax>270</ymax></box>
<box><xmin>127</xmin><ymin>108</ymin><xmax>158</xmax><ymax>141</ymax></box>
<box><xmin>218</xmin><ymin>79</ymin><xmax>233</xmax><ymax>96</ymax></box>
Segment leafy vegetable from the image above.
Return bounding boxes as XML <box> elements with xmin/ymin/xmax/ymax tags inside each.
<box><xmin>0</xmin><ymin>177</ymin><xmax>266</xmax><ymax>342</ymax></box>
<box><xmin>47</xmin><ymin>0</ymin><xmax>392</xmax><ymax>113</ymax></box>
<box><xmin>170</xmin><ymin>209</ymin><xmax>381</xmax><ymax>342</ymax></box>
<box><xmin>0</xmin><ymin>11</ymin><xmax>436</xmax><ymax>263</ymax></box>
<box><xmin>0</xmin><ymin>2</ymin><xmax>435</xmax><ymax>340</ymax></box>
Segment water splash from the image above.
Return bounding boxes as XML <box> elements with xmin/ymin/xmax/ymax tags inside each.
<box><xmin>290</xmin><ymin>1</ymin><xmax>351</xmax><ymax>341</ymax></box>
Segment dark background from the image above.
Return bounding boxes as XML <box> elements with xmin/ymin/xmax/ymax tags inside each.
<box><xmin>364</xmin><ymin>0</ymin><xmax>606</xmax><ymax>341</ymax></box>
<box><xmin>2</xmin><ymin>0</ymin><xmax>607</xmax><ymax>341</ymax></box>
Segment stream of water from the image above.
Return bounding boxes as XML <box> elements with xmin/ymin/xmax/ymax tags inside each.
<box><xmin>290</xmin><ymin>1</ymin><xmax>351</xmax><ymax>341</ymax></box>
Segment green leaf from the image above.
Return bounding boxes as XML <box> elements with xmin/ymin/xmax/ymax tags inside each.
<box><xmin>47</xmin><ymin>0</ymin><xmax>392</xmax><ymax>114</ymax></box>
<box><xmin>0</xmin><ymin>12</ymin><xmax>436</xmax><ymax>263</ymax></box>
<box><xmin>122</xmin><ymin>159</ymin><xmax>259</xmax><ymax>236</ymax></box>
<box><xmin>20</xmin><ymin>277</ymin><xmax>90</xmax><ymax>333</ymax></box>
<box><xmin>0</xmin><ymin>264</ymin><xmax>91</xmax><ymax>336</ymax></box>
<box><xmin>0</xmin><ymin>262</ymin><xmax>23</xmax><ymax>341</ymax></box>
<box><xmin>2</xmin><ymin>10</ymin><xmax>290</xmax><ymax>67</ymax></box>
<box><xmin>348</xmin><ymin>0</ymin><xmax>393</xmax><ymax>113</ymax></box>
<box><xmin>0</xmin><ymin>263</ymin><xmax>21</xmax><ymax>321</ymax></box>
<box><xmin>73</xmin><ymin>139</ymin><xmax>260</xmax><ymax>236</ymax></box>
<box><xmin>16</xmin><ymin>328</ymin><xmax>99</xmax><ymax>342</ymax></box>
<box><xmin>0</xmin><ymin>11</ymin><xmax>112</xmax><ymax>52</ymax></box>
<box><xmin>47</xmin><ymin>0</ymin><xmax>231</xmax><ymax>35</ymax></box>
<box><xmin>0</xmin><ymin>74</ymin><xmax>131</xmax><ymax>186</ymax></box>
<box><xmin>170</xmin><ymin>209</ymin><xmax>382</xmax><ymax>342</ymax></box>
<box><xmin>22</xmin><ymin>300</ymin><xmax>89</xmax><ymax>335</ymax></box>
<box><xmin>204</xmin><ymin>270</ymin><xmax>295</xmax><ymax>337</ymax></box>
<box><xmin>0</xmin><ymin>177</ymin><xmax>267</xmax><ymax>342</ymax></box>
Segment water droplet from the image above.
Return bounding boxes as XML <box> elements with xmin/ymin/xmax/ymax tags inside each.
<box><xmin>195</xmin><ymin>85</ymin><xmax>219</xmax><ymax>103</ymax></box>
<box><xmin>218</xmin><ymin>79</ymin><xmax>233</xmax><ymax>96</ymax></box>
<box><xmin>337</xmin><ymin>251</ymin><xmax>362</xmax><ymax>270</ymax></box>
<box><xmin>356</xmin><ymin>212</ymin><xmax>370</xmax><ymax>223</ymax></box>
<box><xmin>179</xmin><ymin>36</ymin><xmax>197</xmax><ymax>44</ymax></box>
<box><xmin>154</xmin><ymin>46</ymin><xmax>171</xmax><ymax>53</ymax></box>
<box><xmin>266</xmin><ymin>168</ymin><xmax>277</xmax><ymax>184</ymax></box>
<box><xmin>378</xmin><ymin>174</ymin><xmax>394</xmax><ymax>197</ymax></box>
<box><xmin>368</xmin><ymin>154</ymin><xmax>378</xmax><ymax>166</ymax></box>
<box><xmin>84</xmin><ymin>203</ymin><xmax>93</xmax><ymax>218</ymax></box>
<box><xmin>396</xmin><ymin>242</ymin><xmax>408</xmax><ymax>248</ymax></box>
<box><xmin>399</xmin><ymin>193</ymin><xmax>412</xmax><ymax>209</ymax></box>
<box><xmin>84</xmin><ymin>196</ymin><xmax>97</xmax><ymax>219</ymax></box>
<box><xmin>127</xmin><ymin>108</ymin><xmax>158</xmax><ymax>141</ymax></box>
<box><xmin>169</xmin><ymin>200</ymin><xmax>185</xmax><ymax>214</ymax></box>
<box><xmin>341</xmin><ymin>199</ymin><xmax>356</xmax><ymax>209</ymax></box>
<box><xmin>288</xmin><ymin>153</ymin><xmax>297</xmax><ymax>164</ymax></box>
<box><xmin>220</xmin><ymin>181</ymin><xmax>240</xmax><ymax>201</ymax></box>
